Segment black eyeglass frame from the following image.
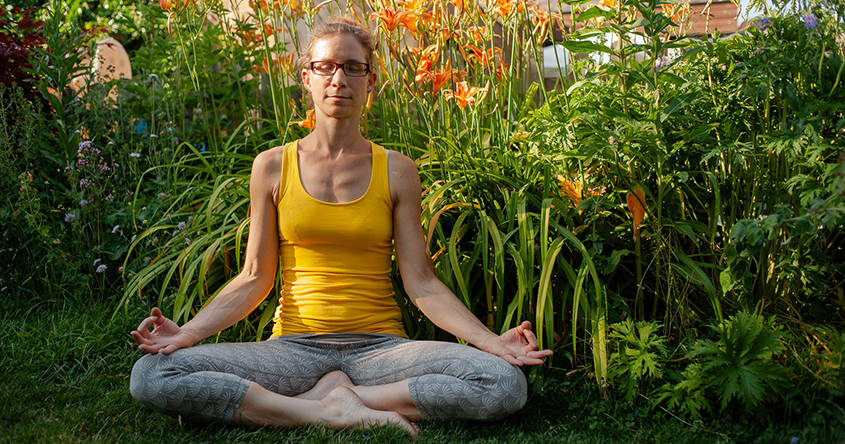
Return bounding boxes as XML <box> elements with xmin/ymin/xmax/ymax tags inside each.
<box><xmin>308</xmin><ymin>61</ymin><xmax>371</xmax><ymax>77</ymax></box>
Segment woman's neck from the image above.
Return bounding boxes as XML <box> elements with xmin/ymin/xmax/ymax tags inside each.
<box><xmin>304</xmin><ymin>113</ymin><xmax>367</xmax><ymax>156</ymax></box>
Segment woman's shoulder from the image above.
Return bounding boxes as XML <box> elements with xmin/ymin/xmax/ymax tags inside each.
<box><xmin>251</xmin><ymin>145</ymin><xmax>287</xmax><ymax>203</ymax></box>
<box><xmin>253</xmin><ymin>145</ymin><xmax>285</xmax><ymax>175</ymax></box>
<box><xmin>386</xmin><ymin>149</ymin><xmax>421</xmax><ymax>203</ymax></box>
<box><xmin>385</xmin><ymin>149</ymin><xmax>417</xmax><ymax>176</ymax></box>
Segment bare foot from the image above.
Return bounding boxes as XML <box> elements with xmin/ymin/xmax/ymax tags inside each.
<box><xmin>320</xmin><ymin>386</ymin><xmax>420</xmax><ymax>439</ymax></box>
<box><xmin>295</xmin><ymin>371</ymin><xmax>353</xmax><ymax>400</ymax></box>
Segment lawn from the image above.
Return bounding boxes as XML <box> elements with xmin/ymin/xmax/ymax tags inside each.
<box><xmin>2</xmin><ymin>300</ymin><xmax>843</xmax><ymax>444</ymax></box>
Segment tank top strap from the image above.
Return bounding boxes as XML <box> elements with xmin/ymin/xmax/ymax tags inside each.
<box><xmin>370</xmin><ymin>143</ymin><xmax>393</xmax><ymax>207</ymax></box>
<box><xmin>279</xmin><ymin>141</ymin><xmax>297</xmax><ymax>201</ymax></box>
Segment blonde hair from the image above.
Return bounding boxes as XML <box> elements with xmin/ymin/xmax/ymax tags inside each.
<box><xmin>299</xmin><ymin>16</ymin><xmax>375</xmax><ymax>71</ymax></box>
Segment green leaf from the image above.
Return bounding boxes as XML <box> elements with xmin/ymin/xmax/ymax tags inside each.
<box><xmin>660</xmin><ymin>92</ymin><xmax>698</xmax><ymax>121</ymax></box>
<box><xmin>720</xmin><ymin>268</ymin><xmax>734</xmax><ymax>294</ymax></box>
<box><xmin>574</xmin><ymin>6</ymin><xmax>615</xmax><ymax>22</ymax></box>
<box><xmin>682</xmin><ymin>123</ymin><xmax>719</xmax><ymax>143</ymax></box>
<box><xmin>560</xmin><ymin>40</ymin><xmax>614</xmax><ymax>55</ymax></box>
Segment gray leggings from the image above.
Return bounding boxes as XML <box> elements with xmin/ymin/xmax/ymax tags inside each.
<box><xmin>129</xmin><ymin>334</ymin><xmax>527</xmax><ymax>424</ymax></box>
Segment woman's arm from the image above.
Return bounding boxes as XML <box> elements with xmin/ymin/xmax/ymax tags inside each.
<box><xmin>131</xmin><ymin>148</ymin><xmax>283</xmax><ymax>354</ymax></box>
<box><xmin>388</xmin><ymin>152</ymin><xmax>552</xmax><ymax>366</ymax></box>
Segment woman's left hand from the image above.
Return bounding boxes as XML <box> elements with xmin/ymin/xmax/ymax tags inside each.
<box><xmin>481</xmin><ymin>321</ymin><xmax>553</xmax><ymax>366</ymax></box>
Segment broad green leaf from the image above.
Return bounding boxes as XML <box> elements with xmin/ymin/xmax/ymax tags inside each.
<box><xmin>560</xmin><ymin>40</ymin><xmax>614</xmax><ymax>55</ymax></box>
<box><xmin>574</xmin><ymin>6</ymin><xmax>615</xmax><ymax>22</ymax></box>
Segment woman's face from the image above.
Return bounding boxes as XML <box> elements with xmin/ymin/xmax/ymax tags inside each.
<box><xmin>303</xmin><ymin>34</ymin><xmax>376</xmax><ymax>122</ymax></box>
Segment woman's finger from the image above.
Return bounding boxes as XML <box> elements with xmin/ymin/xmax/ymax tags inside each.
<box><xmin>130</xmin><ymin>330</ymin><xmax>150</xmax><ymax>346</ymax></box>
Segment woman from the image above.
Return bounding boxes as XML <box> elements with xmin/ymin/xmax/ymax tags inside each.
<box><xmin>129</xmin><ymin>17</ymin><xmax>552</xmax><ymax>438</ymax></box>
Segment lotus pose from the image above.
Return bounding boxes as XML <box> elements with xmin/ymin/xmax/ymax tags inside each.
<box><xmin>129</xmin><ymin>17</ymin><xmax>552</xmax><ymax>438</ymax></box>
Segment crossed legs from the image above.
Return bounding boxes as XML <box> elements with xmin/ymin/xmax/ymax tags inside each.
<box><xmin>129</xmin><ymin>335</ymin><xmax>525</xmax><ymax>437</ymax></box>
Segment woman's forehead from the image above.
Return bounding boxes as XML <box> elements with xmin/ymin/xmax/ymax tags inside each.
<box><xmin>310</xmin><ymin>35</ymin><xmax>368</xmax><ymax>62</ymax></box>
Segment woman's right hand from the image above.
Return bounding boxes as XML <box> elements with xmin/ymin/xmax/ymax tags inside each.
<box><xmin>130</xmin><ymin>307</ymin><xmax>196</xmax><ymax>355</ymax></box>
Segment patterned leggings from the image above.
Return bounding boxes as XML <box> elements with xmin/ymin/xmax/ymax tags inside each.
<box><xmin>129</xmin><ymin>334</ymin><xmax>527</xmax><ymax>424</ymax></box>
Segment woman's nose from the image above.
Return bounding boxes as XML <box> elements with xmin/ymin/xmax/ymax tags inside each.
<box><xmin>330</xmin><ymin>66</ymin><xmax>347</xmax><ymax>86</ymax></box>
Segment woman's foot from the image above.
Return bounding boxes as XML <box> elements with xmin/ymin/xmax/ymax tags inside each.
<box><xmin>295</xmin><ymin>370</ymin><xmax>353</xmax><ymax>400</ymax></box>
<box><xmin>320</xmin><ymin>386</ymin><xmax>420</xmax><ymax>439</ymax></box>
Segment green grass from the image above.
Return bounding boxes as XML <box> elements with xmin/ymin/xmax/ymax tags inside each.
<box><xmin>2</xmin><ymin>299</ymin><xmax>843</xmax><ymax>444</ymax></box>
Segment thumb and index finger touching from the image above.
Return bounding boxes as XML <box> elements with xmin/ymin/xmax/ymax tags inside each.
<box><xmin>130</xmin><ymin>307</ymin><xmax>176</xmax><ymax>353</ymax></box>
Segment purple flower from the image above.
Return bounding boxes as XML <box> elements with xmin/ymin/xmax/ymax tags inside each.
<box><xmin>131</xmin><ymin>234</ymin><xmax>137</xmax><ymax>242</ymax></box>
<box><xmin>96</xmin><ymin>264</ymin><xmax>107</xmax><ymax>273</ymax></box>
<box><xmin>105</xmin><ymin>194</ymin><xmax>114</xmax><ymax>201</ymax></box>
<box><xmin>757</xmin><ymin>17</ymin><xmax>770</xmax><ymax>31</ymax></box>
<box><xmin>93</xmin><ymin>258</ymin><xmax>102</xmax><ymax>266</ymax></box>
<box><xmin>804</xmin><ymin>13</ymin><xmax>817</xmax><ymax>29</ymax></box>
<box><xmin>78</xmin><ymin>141</ymin><xmax>93</xmax><ymax>152</ymax></box>
<box><xmin>79</xmin><ymin>199</ymin><xmax>89</xmax><ymax>207</ymax></box>
<box><xmin>112</xmin><ymin>225</ymin><xmax>120</xmax><ymax>233</ymax></box>
<box><xmin>80</xmin><ymin>179</ymin><xmax>93</xmax><ymax>188</ymax></box>
<box><xmin>64</xmin><ymin>213</ymin><xmax>76</xmax><ymax>223</ymax></box>
<box><xmin>177</xmin><ymin>221</ymin><xmax>187</xmax><ymax>231</ymax></box>
<box><xmin>130</xmin><ymin>152</ymin><xmax>141</xmax><ymax>158</ymax></box>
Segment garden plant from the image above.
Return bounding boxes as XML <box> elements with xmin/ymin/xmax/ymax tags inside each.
<box><xmin>2</xmin><ymin>0</ymin><xmax>845</xmax><ymax>441</ymax></box>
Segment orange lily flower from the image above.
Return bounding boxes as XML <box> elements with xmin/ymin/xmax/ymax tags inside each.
<box><xmin>558</xmin><ymin>175</ymin><xmax>605</xmax><ymax>209</ymax></box>
<box><xmin>448</xmin><ymin>0</ymin><xmax>465</xmax><ymax>10</ymax></box>
<box><xmin>418</xmin><ymin>61</ymin><xmax>466</xmax><ymax>93</ymax></box>
<box><xmin>463</xmin><ymin>26</ymin><xmax>498</xmax><ymax>45</ymax></box>
<box><xmin>397</xmin><ymin>0</ymin><xmax>428</xmax><ymax>11</ymax></box>
<box><xmin>626</xmin><ymin>184</ymin><xmax>646</xmax><ymax>241</ymax></box>
<box><xmin>662</xmin><ymin>2</ymin><xmax>690</xmax><ymax>21</ymax></box>
<box><xmin>249</xmin><ymin>0</ymin><xmax>268</xmax><ymax>14</ymax></box>
<box><xmin>531</xmin><ymin>9</ymin><xmax>560</xmax><ymax>40</ymax></box>
<box><xmin>412</xmin><ymin>44</ymin><xmax>439</xmax><ymax>82</ymax></box>
<box><xmin>430</xmin><ymin>67</ymin><xmax>466</xmax><ymax>93</ymax></box>
<box><xmin>370</xmin><ymin>9</ymin><xmax>409</xmax><ymax>34</ymax></box>
<box><xmin>282</xmin><ymin>0</ymin><xmax>301</xmax><ymax>14</ymax></box>
<box><xmin>494</xmin><ymin>62</ymin><xmax>510</xmax><ymax>83</ymax></box>
<box><xmin>443</xmin><ymin>81</ymin><xmax>488</xmax><ymax>108</ymax></box>
<box><xmin>158</xmin><ymin>0</ymin><xmax>194</xmax><ymax>11</ymax></box>
<box><xmin>599</xmin><ymin>0</ymin><xmax>615</xmax><ymax>10</ymax></box>
<box><xmin>492</xmin><ymin>0</ymin><xmax>526</xmax><ymax>20</ymax></box>
<box><xmin>254</xmin><ymin>53</ymin><xmax>296</xmax><ymax>76</ymax></box>
<box><xmin>289</xmin><ymin>109</ymin><xmax>315</xmax><ymax>131</ymax></box>
<box><xmin>398</xmin><ymin>11</ymin><xmax>421</xmax><ymax>35</ymax></box>
<box><xmin>464</xmin><ymin>45</ymin><xmax>503</xmax><ymax>67</ymax></box>
<box><xmin>559</xmin><ymin>176</ymin><xmax>584</xmax><ymax>206</ymax></box>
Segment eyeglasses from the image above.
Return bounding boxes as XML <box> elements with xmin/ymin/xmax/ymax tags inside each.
<box><xmin>309</xmin><ymin>61</ymin><xmax>370</xmax><ymax>77</ymax></box>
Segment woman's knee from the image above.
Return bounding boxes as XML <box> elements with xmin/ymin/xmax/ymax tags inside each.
<box><xmin>476</xmin><ymin>362</ymin><xmax>528</xmax><ymax>421</ymax></box>
<box><xmin>129</xmin><ymin>353</ymin><xmax>175</xmax><ymax>408</ymax></box>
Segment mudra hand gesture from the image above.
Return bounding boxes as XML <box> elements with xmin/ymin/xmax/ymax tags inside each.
<box><xmin>481</xmin><ymin>321</ymin><xmax>554</xmax><ymax>367</ymax></box>
<box><xmin>130</xmin><ymin>307</ymin><xmax>195</xmax><ymax>355</ymax></box>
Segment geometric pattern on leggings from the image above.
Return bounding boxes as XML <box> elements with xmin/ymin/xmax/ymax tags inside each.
<box><xmin>130</xmin><ymin>334</ymin><xmax>527</xmax><ymax>424</ymax></box>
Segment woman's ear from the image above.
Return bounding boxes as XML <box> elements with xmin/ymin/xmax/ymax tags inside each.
<box><xmin>367</xmin><ymin>71</ymin><xmax>377</xmax><ymax>94</ymax></box>
<box><xmin>302</xmin><ymin>68</ymin><xmax>311</xmax><ymax>93</ymax></box>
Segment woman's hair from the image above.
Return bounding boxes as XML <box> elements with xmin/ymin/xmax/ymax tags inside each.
<box><xmin>299</xmin><ymin>16</ymin><xmax>375</xmax><ymax>77</ymax></box>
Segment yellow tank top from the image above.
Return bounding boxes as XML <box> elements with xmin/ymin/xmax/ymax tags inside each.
<box><xmin>270</xmin><ymin>141</ymin><xmax>407</xmax><ymax>338</ymax></box>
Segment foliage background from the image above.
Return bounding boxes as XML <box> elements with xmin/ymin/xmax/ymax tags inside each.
<box><xmin>1</xmin><ymin>0</ymin><xmax>844</xmax><ymax>427</ymax></box>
